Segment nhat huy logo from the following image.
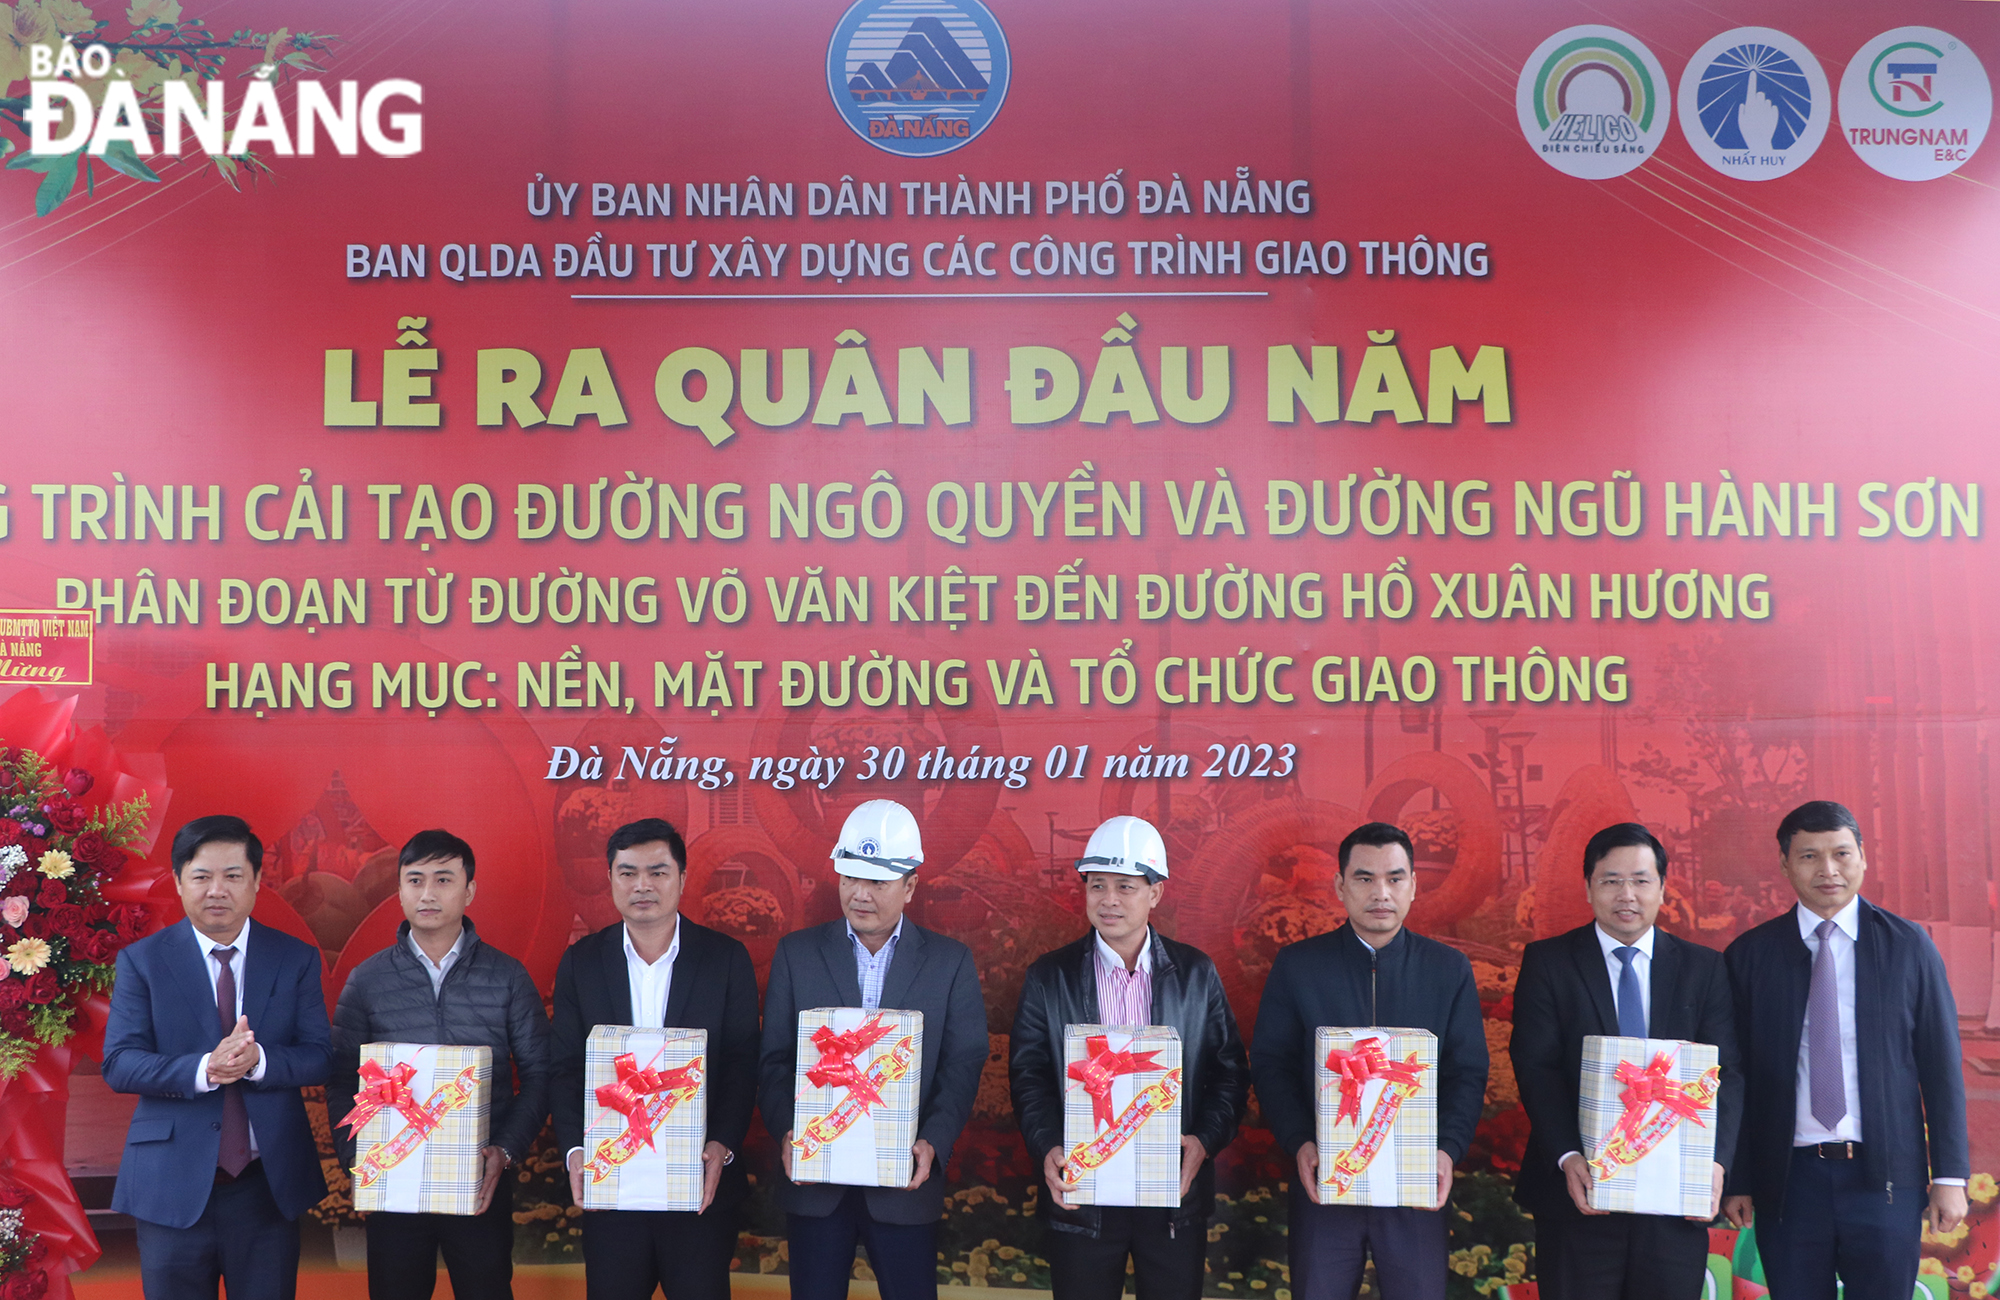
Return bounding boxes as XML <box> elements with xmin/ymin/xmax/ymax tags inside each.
<box><xmin>21</xmin><ymin>41</ymin><xmax>421</xmax><ymax>160</ymax></box>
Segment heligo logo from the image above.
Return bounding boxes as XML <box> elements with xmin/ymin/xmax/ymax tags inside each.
<box><xmin>1515</xmin><ymin>25</ymin><xmax>1670</xmax><ymax>179</ymax></box>
<box><xmin>22</xmin><ymin>41</ymin><xmax>421</xmax><ymax>160</ymax></box>
<box><xmin>827</xmin><ymin>0</ymin><xmax>1009</xmax><ymax>157</ymax></box>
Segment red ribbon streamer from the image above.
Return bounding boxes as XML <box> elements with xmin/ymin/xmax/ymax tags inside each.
<box><xmin>1324</xmin><ymin>1039</ymin><xmax>1425</xmax><ymax>1126</ymax></box>
<box><xmin>1067</xmin><ymin>1034</ymin><xmax>1165</xmax><ymax>1130</ymax></box>
<box><xmin>594</xmin><ymin>1053</ymin><xmax>700</xmax><ymax>1151</ymax></box>
<box><xmin>806</xmin><ymin>1014</ymin><xmax>896</xmax><ymax>1113</ymax></box>
<box><xmin>1612</xmin><ymin>1052</ymin><xmax>1709</xmax><ymax>1130</ymax></box>
<box><xmin>337</xmin><ymin>1059</ymin><xmax>439</xmax><ymax>1138</ymax></box>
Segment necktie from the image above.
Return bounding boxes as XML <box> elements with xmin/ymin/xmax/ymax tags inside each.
<box><xmin>1615</xmin><ymin>946</ymin><xmax>1646</xmax><ymax>1039</ymax></box>
<box><xmin>213</xmin><ymin>946</ymin><xmax>252</xmax><ymax>1176</ymax></box>
<box><xmin>1809</xmin><ymin>919</ymin><xmax>1847</xmax><ymax>1130</ymax></box>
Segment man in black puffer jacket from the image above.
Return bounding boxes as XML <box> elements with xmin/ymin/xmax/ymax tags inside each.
<box><xmin>330</xmin><ymin>829</ymin><xmax>552</xmax><ymax>1300</ymax></box>
<box><xmin>1010</xmin><ymin>815</ymin><xmax>1249</xmax><ymax>1300</ymax></box>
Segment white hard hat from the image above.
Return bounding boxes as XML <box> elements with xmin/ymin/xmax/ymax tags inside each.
<box><xmin>830</xmin><ymin>799</ymin><xmax>924</xmax><ymax>881</ymax></box>
<box><xmin>1076</xmin><ymin>815</ymin><xmax>1167</xmax><ymax>882</ymax></box>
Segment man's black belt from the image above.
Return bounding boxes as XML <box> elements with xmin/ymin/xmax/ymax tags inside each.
<box><xmin>1797</xmin><ymin>1141</ymin><xmax>1860</xmax><ymax>1160</ymax></box>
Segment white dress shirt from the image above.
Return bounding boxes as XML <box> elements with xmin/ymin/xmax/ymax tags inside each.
<box><xmin>407</xmin><ymin>927</ymin><xmax>467</xmax><ymax>995</ymax></box>
<box><xmin>1560</xmin><ymin>925</ymin><xmax>1656</xmax><ymax>1171</ymax></box>
<box><xmin>624</xmin><ymin>918</ymin><xmax>682</xmax><ymax>1029</ymax></box>
<box><xmin>191</xmin><ymin>921</ymin><xmax>268</xmax><ymax>1154</ymax></box>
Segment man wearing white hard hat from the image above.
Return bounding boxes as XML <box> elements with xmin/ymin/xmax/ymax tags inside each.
<box><xmin>1008</xmin><ymin>815</ymin><xmax>1250</xmax><ymax>1300</ymax></box>
<box><xmin>758</xmin><ymin>799</ymin><xmax>988</xmax><ymax>1300</ymax></box>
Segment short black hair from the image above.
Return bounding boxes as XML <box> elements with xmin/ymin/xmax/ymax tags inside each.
<box><xmin>1583</xmin><ymin>822</ymin><xmax>1668</xmax><ymax>882</ymax></box>
<box><xmin>605</xmin><ymin>818</ymin><xmax>686</xmax><ymax>872</ymax></box>
<box><xmin>399</xmin><ymin>829</ymin><xmax>476</xmax><ymax>882</ymax></box>
<box><xmin>1338</xmin><ymin>822</ymin><xmax>1415</xmax><ymax>874</ymax></box>
<box><xmin>1776</xmin><ymin>801</ymin><xmax>1863</xmax><ymax>856</ymax></box>
<box><xmin>170</xmin><ymin>814</ymin><xmax>263</xmax><ymax>877</ymax></box>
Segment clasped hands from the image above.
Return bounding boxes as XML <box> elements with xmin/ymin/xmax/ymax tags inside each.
<box><xmin>206</xmin><ymin>1015</ymin><xmax>261</xmax><ymax>1086</ymax></box>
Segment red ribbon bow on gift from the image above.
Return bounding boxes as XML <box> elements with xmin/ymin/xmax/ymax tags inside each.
<box><xmin>337</xmin><ymin>1059</ymin><xmax>439</xmax><ymax>1138</ymax></box>
<box><xmin>594</xmin><ymin>1052</ymin><xmax>700</xmax><ymax>1151</ymax></box>
<box><xmin>1323</xmin><ymin>1040</ymin><xmax>1425</xmax><ymax>1126</ymax></box>
<box><xmin>1613</xmin><ymin>1052</ymin><xmax>1709</xmax><ymax>1129</ymax></box>
<box><xmin>806</xmin><ymin>1014</ymin><xmax>895</xmax><ymax>1112</ymax></box>
<box><xmin>1067</xmin><ymin>1034</ymin><xmax>1165</xmax><ymax>1129</ymax></box>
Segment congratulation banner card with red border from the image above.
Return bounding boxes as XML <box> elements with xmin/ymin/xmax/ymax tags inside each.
<box><xmin>1578</xmin><ymin>1035</ymin><xmax>1722</xmax><ymax>1216</ymax></box>
<box><xmin>1063</xmin><ymin>1024</ymin><xmax>1183</xmax><ymax>1207</ymax></box>
<box><xmin>579</xmin><ymin>1026</ymin><xmax>707</xmax><ymax>1211</ymax></box>
<box><xmin>342</xmin><ymin>1042</ymin><xmax>491</xmax><ymax>1216</ymax></box>
<box><xmin>792</xmin><ymin>1007</ymin><xmax>923</xmax><ymax>1188</ymax></box>
<box><xmin>1314</xmin><ymin>1027</ymin><xmax>1437</xmax><ymax>1207</ymax></box>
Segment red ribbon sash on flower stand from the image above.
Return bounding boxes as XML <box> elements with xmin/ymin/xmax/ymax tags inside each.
<box><xmin>791</xmin><ymin>1015</ymin><xmax>918</xmax><ymax>1161</ymax></box>
<box><xmin>1587</xmin><ymin>1049</ymin><xmax>1720</xmax><ymax>1182</ymax></box>
<box><xmin>1064</xmin><ymin>1035</ymin><xmax>1181</xmax><ymax>1173</ymax></box>
<box><xmin>584</xmin><ymin>1051</ymin><xmax>704</xmax><ymax>1184</ymax></box>
<box><xmin>1320</xmin><ymin>1039</ymin><xmax>1427</xmax><ymax>1196</ymax></box>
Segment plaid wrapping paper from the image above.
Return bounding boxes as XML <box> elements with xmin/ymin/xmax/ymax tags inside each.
<box><xmin>1313</xmin><ymin>1027</ymin><xmax>1438</xmax><ymax>1208</ymax></box>
<box><xmin>578</xmin><ymin>1026</ymin><xmax>708</xmax><ymax>1211</ymax></box>
<box><xmin>348</xmin><ymin>1043</ymin><xmax>491</xmax><ymax>1216</ymax></box>
<box><xmin>1579</xmin><ymin>1035</ymin><xmax>1721</xmax><ymax>1216</ymax></box>
<box><xmin>1062</xmin><ymin>1024</ymin><xmax>1182</xmax><ymax>1208</ymax></box>
<box><xmin>791</xmin><ymin>1008</ymin><xmax>923</xmax><ymax>1188</ymax></box>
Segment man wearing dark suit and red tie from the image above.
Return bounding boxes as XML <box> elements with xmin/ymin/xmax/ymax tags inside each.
<box><xmin>552</xmin><ymin>817</ymin><xmax>761</xmax><ymax>1300</ymax></box>
<box><xmin>1508</xmin><ymin>822</ymin><xmax>1742</xmax><ymax>1300</ymax></box>
<box><xmin>1721</xmin><ymin>801</ymin><xmax>1969</xmax><ymax>1300</ymax></box>
<box><xmin>102</xmin><ymin>814</ymin><xmax>333</xmax><ymax>1300</ymax></box>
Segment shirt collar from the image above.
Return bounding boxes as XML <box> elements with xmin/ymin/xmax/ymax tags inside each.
<box><xmin>192</xmin><ymin>919</ymin><xmax>250</xmax><ymax>956</ymax></box>
<box><xmin>1594</xmin><ymin>923</ymin><xmax>1655</xmax><ymax>960</ymax></box>
<box><xmin>623</xmin><ymin>917</ymin><xmax>682</xmax><ymax>969</ymax></box>
<box><xmin>1094</xmin><ymin>928</ymin><xmax>1153</xmax><ymax>975</ymax></box>
<box><xmin>407</xmin><ymin>926</ymin><xmax>467</xmax><ymax>972</ymax></box>
<box><xmin>846</xmin><ymin>916</ymin><xmax>904</xmax><ymax>956</ymax></box>
<box><xmin>1795</xmin><ymin>896</ymin><xmax>1861</xmax><ymax>943</ymax></box>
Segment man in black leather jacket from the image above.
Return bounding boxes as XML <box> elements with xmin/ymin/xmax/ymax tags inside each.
<box><xmin>1008</xmin><ymin>815</ymin><xmax>1249</xmax><ymax>1300</ymax></box>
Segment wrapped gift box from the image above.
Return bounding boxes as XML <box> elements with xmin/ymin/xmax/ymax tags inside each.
<box><xmin>1578</xmin><ymin>1035</ymin><xmax>1722</xmax><ymax>1216</ymax></box>
<box><xmin>1062</xmin><ymin>1024</ymin><xmax>1183</xmax><ymax>1207</ymax></box>
<box><xmin>1313</xmin><ymin>1027</ymin><xmax>1437</xmax><ymax>1207</ymax></box>
<box><xmin>791</xmin><ymin>1008</ymin><xmax>924</xmax><ymax>1188</ymax></box>
<box><xmin>344</xmin><ymin>1043</ymin><xmax>491</xmax><ymax>1216</ymax></box>
<box><xmin>577</xmin><ymin>1026</ymin><xmax>708</xmax><ymax>1211</ymax></box>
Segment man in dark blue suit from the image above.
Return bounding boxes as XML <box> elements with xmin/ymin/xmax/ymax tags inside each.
<box><xmin>1721</xmin><ymin>801</ymin><xmax>1968</xmax><ymax>1300</ymax></box>
<box><xmin>103</xmin><ymin>814</ymin><xmax>333</xmax><ymax>1300</ymax></box>
<box><xmin>759</xmin><ymin>799</ymin><xmax>988</xmax><ymax>1300</ymax></box>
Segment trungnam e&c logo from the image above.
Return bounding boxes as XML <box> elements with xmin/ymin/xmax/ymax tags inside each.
<box><xmin>22</xmin><ymin>42</ymin><xmax>421</xmax><ymax>159</ymax></box>
<box><xmin>828</xmin><ymin>0</ymin><xmax>1010</xmax><ymax>157</ymax></box>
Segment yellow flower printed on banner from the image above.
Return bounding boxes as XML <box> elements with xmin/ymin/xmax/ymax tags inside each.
<box><xmin>6</xmin><ymin>938</ymin><xmax>51</xmax><ymax>975</ymax></box>
<box><xmin>1969</xmin><ymin>1171</ymin><xmax>1997</xmax><ymax>1204</ymax></box>
<box><xmin>1</xmin><ymin>5</ymin><xmax>57</xmax><ymax>92</ymax></box>
<box><xmin>41</xmin><ymin>0</ymin><xmax>91</xmax><ymax>35</ymax></box>
<box><xmin>37</xmin><ymin>849</ymin><xmax>73</xmax><ymax>879</ymax></box>
<box><xmin>1925</xmin><ymin>1217</ymin><xmax>1971</xmax><ymax>1248</ymax></box>
<box><xmin>124</xmin><ymin>0</ymin><xmax>176</xmax><ymax>23</ymax></box>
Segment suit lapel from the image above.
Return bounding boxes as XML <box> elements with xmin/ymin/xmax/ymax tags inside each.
<box><xmin>878</xmin><ymin>923</ymin><xmax>926</xmax><ymax>1010</ymax></box>
<box><xmin>1571</xmin><ymin>926</ymin><xmax>1619</xmax><ymax>1036</ymax></box>
<box><xmin>1648</xmin><ymin>932</ymin><xmax>1683</xmax><ymax>1039</ymax></box>
<box><xmin>169</xmin><ymin>920</ymin><xmax>224</xmax><ymax>1036</ymax></box>
<box><xmin>238</xmin><ymin>920</ymin><xmax>280</xmax><ymax>1030</ymax></box>
<box><xmin>662</xmin><ymin>921</ymin><xmax>701</xmax><ymax>1028</ymax></box>
<box><xmin>1778</xmin><ymin>909</ymin><xmax>1812</xmax><ymax>1074</ymax></box>
<box><xmin>819</xmin><ymin>922</ymin><xmax>864</xmax><ymax>1006</ymax></box>
<box><xmin>597</xmin><ymin>926</ymin><xmax>635</xmax><ymax>1025</ymax></box>
<box><xmin>1852</xmin><ymin>901</ymin><xmax>1880</xmax><ymax>1105</ymax></box>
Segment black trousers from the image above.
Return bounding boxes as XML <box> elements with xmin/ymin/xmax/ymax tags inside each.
<box><xmin>1045</xmin><ymin>1207</ymin><xmax>1205</xmax><ymax>1300</ymax></box>
<box><xmin>1755</xmin><ymin>1147</ymin><xmax>1925</xmax><ymax>1300</ymax></box>
<box><xmin>581</xmin><ymin>1200</ymin><xmax>738</xmax><ymax>1300</ymax></box>
<box><xmin>135</xmin><ymin>1161</ymin><xmax>299</xmax><ymax>1300</ymax></box>
<box><xmin>365</xmin><ymin>1177</ymin><xmax>514</xmax><ymax>1300</ymax></box>
<box><xmin>1287</xmin><ymin>1187</ymin><xmax>1446</xmax><ymax>1300</ymax></box>
<box><xmin>1532</xmin><ymin>1204</ymin><xmax>1709</xmax><ymax>1300</ymax></box>
<box><xmin>787</xmin><ymin>1188</ymin><xmax>938</xmax><ymax>1300</ymax></box>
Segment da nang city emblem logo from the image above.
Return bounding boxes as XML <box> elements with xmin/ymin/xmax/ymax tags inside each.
<box><xmin>828</xmin><ymin>0</ymin><xmax>1010</xmax><ymax>157</ymax></box>
<box><xmin>1677</xmin><ymin>28</ymin><xmax>1830</xmax><ymax>181</ymax></box>
<box><xmin>1838</xmin><ymin>27</ymin><xmax>1991</xmax><ymax>181</ymax></box>
<box><xmin>1516</xmin><ymin>25</ymin><xmax>1671</xmax><ymax>179</ymax></box>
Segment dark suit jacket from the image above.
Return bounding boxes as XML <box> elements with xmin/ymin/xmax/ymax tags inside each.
<box><xmin>551</xmin><ymin>916</ymin><xmax>761</xmax><ymax>1208</ymax></box>
<box><xmin>758</xmin><ymin>919</ymin><xmax>988</xmax><ymax>1225</ymax></box>
<box><xmin>1250</xmin><ymin>924</ymin><xmax>1488</xmax><ymax>1165</ymax></box>
<box><xmin>103</xmin><ymin>918</ymin><xmax>333</xmax><ymax>1227</ymax></box>
<box><xmin>1724</xmin><ymin>899</ymin><xmax>1967</xmax><ymax>1215</ymax></box>
<box><xmin>1508</xmin><ymin>922</ymin><xmax>1742</xmax><ymax>1218</ymax></box>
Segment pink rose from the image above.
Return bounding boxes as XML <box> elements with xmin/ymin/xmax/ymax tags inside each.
<box><xmin>2</xmin><ymin>898</ymin><xmax>28</xmax><ymax>929</ymax></box>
